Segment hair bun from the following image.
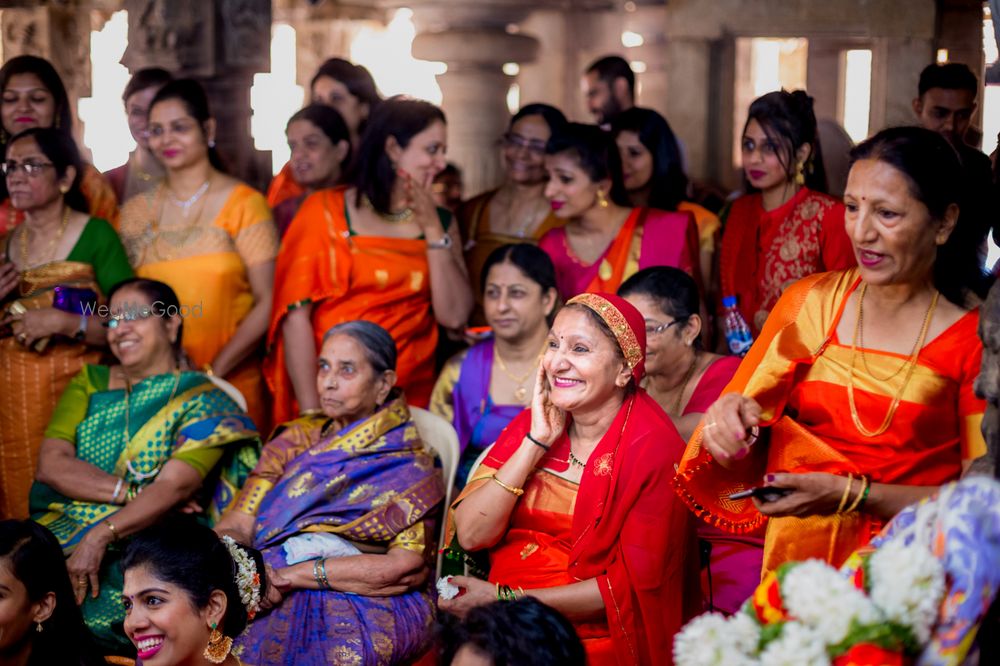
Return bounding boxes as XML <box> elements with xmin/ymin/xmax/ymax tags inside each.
<box><xmin>788</xmin><ymin>89</ymin><xmax>814</xmax><ymax>111</ymax></box>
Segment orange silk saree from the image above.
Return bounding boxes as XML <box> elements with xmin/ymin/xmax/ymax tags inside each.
<box><xmin>265</xmin><ymin>188</ymin><xmax>439</xmax><ymax>426</ymax></box>
<box><xmin>675</xmin><ymin>269</ymin><xmax>985</xmax><ymax>576</ymax></box>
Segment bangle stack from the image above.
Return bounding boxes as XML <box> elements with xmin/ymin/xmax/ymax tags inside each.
<box><xmin>111</xmin><ymin>478</ymin><xmax>125</xmax><ymax>504</ymax></box>
<box><xmin>312</xmin><ymin>558</ymin><xmax>331</xmax><ymax>590</ymax></box>
<box><xmin>490</xmin><ymin>474</ymin><xmax>524</xmax><ymax>497</ymax></box>
<box><xmin>125</xmin><ymin>483</ymin><xmax>141</xmax><ymax>503</ymax></box>
<box><xmin>495</xmin><ymin>583</ymin><xmax>524</xmax><ymax>602</ymax></box>
<box><xmin>836</xmin><ymin>474</ymin><xmax>871</xmax><ymax>514</ymax></box>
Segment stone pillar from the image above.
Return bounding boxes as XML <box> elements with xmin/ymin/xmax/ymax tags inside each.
<box><xmin>0</xmin><ymin>4</ymin><xmax>92</xmax><ymax>144</ymax></box>
<box><xmin>122</xmin><ymin>0</ymin><xmax>272</xmax><ymax>191</ymax></box>
<box><xmin>663</xmin><ymin>37</ymin><xmax>713</xmax><ymax>182</ymax></box>
<box><xmin>412</xmin><ymin>27</ymin><xmax>538</xmax><ymax>198</ymax></box>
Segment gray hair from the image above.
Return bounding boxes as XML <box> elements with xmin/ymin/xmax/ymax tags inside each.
<box><xmin>322</xmin><ymin>320</ymin><xmax>397</xmax><ymax>373</ymax></box>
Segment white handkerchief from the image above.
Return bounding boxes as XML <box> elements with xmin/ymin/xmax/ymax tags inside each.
<box><xmin>282</xmin><ymin>532</ymin><xmax>362</xmax><ymax>565</ymax></box>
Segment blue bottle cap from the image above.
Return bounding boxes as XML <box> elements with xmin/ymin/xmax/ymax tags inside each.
<box><xmin>722</xmin><ymin>295</ymin><xmax>737</xmax><ymax>308</ymax></box>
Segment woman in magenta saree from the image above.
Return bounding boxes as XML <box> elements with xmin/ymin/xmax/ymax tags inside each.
<box><xmin>219</xmin><ymin>321</ymin><xmax>445</xmax><ymax>665</ymax></box>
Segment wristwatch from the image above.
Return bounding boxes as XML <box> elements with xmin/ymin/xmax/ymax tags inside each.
<box><xmin>72</xmin><ymin>314</ymin><xmax>88</xmax><ymax>342</ymax></box>
<box><xmin>426</xmin><ymin>234</ymin><xmax>452</xmax><ymax>250</ymax></box>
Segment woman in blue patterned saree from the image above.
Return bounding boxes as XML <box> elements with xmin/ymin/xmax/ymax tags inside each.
<box><xmin>28</xmin><ymin>278</ymin><xmax>260</xmax><ymax>654</ymax></box>
<box><xmin>217</xmin><ymin>320</ymin><xmax>445</xmax><ymax>665</ymax></box>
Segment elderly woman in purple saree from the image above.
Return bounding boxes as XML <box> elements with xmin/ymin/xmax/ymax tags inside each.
<box><xmin>216</xmin><ymin>321</ymin><xmax>444</xmax><ymax>665</ymax></box>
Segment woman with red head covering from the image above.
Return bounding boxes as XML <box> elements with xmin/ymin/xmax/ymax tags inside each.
<box><xmin>440</xmin><ymin>293</ymin><xmax>700</xmax><ymax>665</ymax></box>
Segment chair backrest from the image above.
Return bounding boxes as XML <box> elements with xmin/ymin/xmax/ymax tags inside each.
<box><xmin>409</xmin><ymin>406</ymin><xmax>460</xmax><ymax>578</ymax></box>
<box><xmin>466</xmin><ymin>444</ymin><xmax>493</xmax><ymax>486</ymax></box>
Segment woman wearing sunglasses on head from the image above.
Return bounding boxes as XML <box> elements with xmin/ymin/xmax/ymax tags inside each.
<box><xmin>0</xmin><ymin>127</ymin><xmax>132</xmax><ymax>521</ymax></box>
<box><xmin>28</xmin><ymin>277</ymin><xmax>260</xmax><ymax>655</ymax></box>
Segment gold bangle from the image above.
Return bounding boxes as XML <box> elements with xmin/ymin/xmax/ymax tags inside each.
<box><xmin>835</xmin><ymin>473</ymin><xmax>854</xmax><ymax>514</ymax></box>
<box><xmin>104</xmin><ymin>519</ymin><xmax>120</xmax><ymax>542</ymax></box>
<box><xmin>845</xmin><ymin>476</ymin><xmax>869</xmax><ymax>513</ymax></box>
<box><xmin>490</xmin><ymin>474</ymin><xmax>524</xmax><ymax>497</ymax></box>
<box><xmin>299</xmin><ymin>408</ymin><xmax>324</xmax><ymax>418</ymax></box>
<box><xmin>202</xmin><ymin>364</ymin><xmax>214</xmax><ymax>376</ymax></box>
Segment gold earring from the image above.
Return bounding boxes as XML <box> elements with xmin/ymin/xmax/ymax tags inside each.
<box><xmin>59</xmin><ymin>185</ymin><xmax>69</xmax><ymax>194</ymax></box>
<box><xmin>204</xmin><ymin>624</ymin><xmax>232</xmax><ymax>664</ymax></box>
<box><xmin>794</xmin><ymin>161</ymin><xmax>805</xmax><ymax>186</ymax></box>
<box><xmin>596</xmin><ymin>190</ymin><xmax>609</xmax><ymax>208</ymax></box>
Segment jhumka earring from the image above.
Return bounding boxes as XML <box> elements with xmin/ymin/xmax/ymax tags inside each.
<box><xmin>596</xmin><ymin>190</ymin><xmax>609</xmax><ymax>208</ymax></box>
<box><xmin>794</xmin><ymin>161</ymin><xmax>805</xmax><ymax>186</ymax></box>
<box><xmin>203</xmin><ymin>623</ymin><xmax>233</xmax><ymax>664</ymax></box>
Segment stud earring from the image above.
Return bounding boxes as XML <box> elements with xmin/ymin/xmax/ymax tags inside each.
<box><xmin>208</xmin><ymin>139</ymin><xmax>216</xmax><ymax>149</ymax></box>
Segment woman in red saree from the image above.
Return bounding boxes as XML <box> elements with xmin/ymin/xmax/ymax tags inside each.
<box><xmin>719</xmin><ymin>90</ymin><xmax>855</xmax><ymax>335</ymax></box>
<box><xmin>538</xmin><ymin>123</ymin><xmax>700</xmax><ymax>301</ymax></box>
<box><xmin>676</xmin><ymin>127</ymin><xmax>992</xmax><ymax>579</ymax></box>
<box><xmin>441</xmin><ymin>293</ymin><xmax>699</xmax><ymax>665</ymax></box>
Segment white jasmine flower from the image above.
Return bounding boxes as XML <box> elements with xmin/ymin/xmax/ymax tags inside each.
<box><xmin>675</xmin><ymin>613</ymin><xmax>760</xmax><ymax>666</ymax></box>
<box><xmin>782</xmin><ymin>560</ymin><xmax>879</xmax><ymax>645</ymax></box>
<box><xmin>758</xmin><ymin>622</ymin><xmax>830</xmax><ymax>666</ymax></box>
<box><xmin>435</xmin><ymin>576</ymin><xmax>460</xmax><ymax>600</ymax></box>
<box><xmin>868</xmin><ymin>540</ymin><xmax>945</xmax><ymax>643</ymax></box>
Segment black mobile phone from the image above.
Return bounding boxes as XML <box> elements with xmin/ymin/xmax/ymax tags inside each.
<box><xmin>727</xmin><ymin>486</ymin><xmax>792</xmax><ymax>503</ymax></box>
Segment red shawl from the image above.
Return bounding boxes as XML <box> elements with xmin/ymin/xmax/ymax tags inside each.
<box><xmin>482</xmin><ymin>391</ymin><xmax>699</xmax><ymax>665</ymax></box>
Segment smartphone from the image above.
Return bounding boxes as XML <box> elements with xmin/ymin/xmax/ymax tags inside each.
<box><xmin>727</xmin><ymin>486</ymin><xmax>792</xmax><ymax>503</ymax></box>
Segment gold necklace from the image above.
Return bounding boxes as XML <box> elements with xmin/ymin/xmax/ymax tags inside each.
<box><xmin>493</xmin><ymin>345</ymin><xmax>538</xmax><ymax>404</ymax></box>
<box><xmin>847</xmin><ymin>283</ymin><xmax>938</xmax><ymax>437</ymax></box>
<box><xmin>19</xmin><ymin>206</ymin><xmax>70</xmax><ymax>268</ymax></box>
<box><xmin>363</xmin><ymin>194</ymin><xmax>413</xmax><ymax>223</ymax></box>
<box><xmin>670</xmin><ymin>351</ymin><xmax>700</xmax><ymax>415</ymax></box>
<box><xmin>148</xmin><ymin>181</ymin><xmax>211</xmax><ymax>262</ymax></box>
<box><xmin>123</xmin><ymin>370</ymin><xmax>181</xmax><ymax>479</ymax></box>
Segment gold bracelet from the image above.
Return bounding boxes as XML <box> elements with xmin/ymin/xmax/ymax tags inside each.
<box><xmin>845</xmin><ymin>476</ymin><xmax>869</xmax><ymax>513</ymax></box>
<box><xmin>835</xmin><ymin>473</ymin><xmax>854</xmax><ymax>514</ymax></box>
<box><xmin>104</xmin><ymin>519</ymin><xmax>120</xmax><ymax>542</ymax></box>
<box><xmin>202</xmin><ymin>363</ymin><xmax>214</xmax><ymax>376</ymax></box>
<box><xmin>490</xmin><ymin>474</ymin><xmax>524</xmax><ymax>497</ymax></box>
<box><xmin>299</xmin><ymin>408</ymin><xmax>324</xmax><ymax>418</ymax></box>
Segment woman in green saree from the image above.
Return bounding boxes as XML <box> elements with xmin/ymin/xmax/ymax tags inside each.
<box><xmin>29</xmin><ymin>278</ymin><xmax>260</xmax><ymax>654</ymax></box>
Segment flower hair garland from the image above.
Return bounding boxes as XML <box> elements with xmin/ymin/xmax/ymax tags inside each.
<box><xmin>221</xmin><ymin>536</ymin><xmax>262</xmax><ymax>621</ymax></box>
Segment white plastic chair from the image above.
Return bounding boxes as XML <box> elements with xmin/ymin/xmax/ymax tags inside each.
<box><xmin>409</xmin><ymin>407</ymin><xmax>460</xmax><ymax>577</ymax></box>
<box><xmin>206</xmin><ymin>375</ymin><xmax>248</xmax><ymax>412</ymax></box>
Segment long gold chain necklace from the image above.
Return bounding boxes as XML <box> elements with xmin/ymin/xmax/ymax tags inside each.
<box><xmin>847</xmin><ymin>283</ymin><xmax>938</xmax><ymax>437</ymax></box>
<box><xmin>123</xmin><ymin>369</ymin><xmax>181</xmax><ymax>480</ymax></box>
<box><xmin>497</xmin><ymin>185</ymin><xmax>547</xmax><ymax>238</ymax></box>
<box><xmin>669</xmin><ymin>351</ymin><xmax>700</xmax><ymax>416</ymax></box>
<box><xmin>18</xmin><ymin>206</ymin><xmax>70</xmax><ymax>268</ymax></box>
<box><xmin>493</xmin><ymin>344</ymin><xmax>540</xmax><ymax>404</ymax></box>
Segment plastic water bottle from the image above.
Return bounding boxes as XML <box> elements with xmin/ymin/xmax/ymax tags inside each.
<box><xmin>722</xmin><ymin>295</ymin><xmax>754</xmax><ymax>356</ymax></box>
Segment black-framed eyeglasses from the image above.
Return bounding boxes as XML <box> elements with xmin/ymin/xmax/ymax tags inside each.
<box><xmin>645</xmin><ymin>319</ymin><xmax>685</xmax><ymax>337</ymax></box>
<box><xmin>503</xmin><ymin>132</ymin><xmax>547</xmax><ymax>155</ymax></box>
<box><xmin>102</xmin><ymin>310</ymin><xmax>157</xmax><ymax>329</ymax></box>
<box><xmin>2</xmin><ymin>161</ymin><xmax>54</xmax><ymax>177</ymax></box>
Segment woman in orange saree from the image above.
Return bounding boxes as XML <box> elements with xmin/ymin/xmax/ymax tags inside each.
<box><xmin>538</xmin><ymin>123</ymin><xmax>700</xmax><ymax>301</ymax></box>
<box><xmin>266</xmin><ymin>98</ymin><xmax>473</xmax><ymax>425</ymax></box>
<box><xmin>0</xmin><ymin>56</ymin><xmax>118</xmax><ymax>233</ymax></box>
<box><xmin>441</xmin><ymin>293</ymin><xmax>699</xmax><ymax>666</ymax></box>
<box><xmin>0</xmin><ymin>128</ymin><xmax>132</xmax><ymax>519</ymax></box>
<box><xmin>675</xmin><ymin>127</ymin><xmax>992</xmax><ymax>579</ymax></box>
<box><xmin>718</xmin><ymin>90</ymin><xmax>854</xmax><ymax>335</ymax></box>
<box><xmin>118</xmin><ymin>80</ymin><xmax>278</xmax><ymax>432</ymax></box>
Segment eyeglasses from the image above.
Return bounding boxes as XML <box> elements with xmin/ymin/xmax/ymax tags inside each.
<box><xmin>503</xmin><ymin>132</ymin><xmax>547</xmax><ymax>155</ymax></box>
<box><xmin>645</xmin><ymin>319</ymin><xmax>685</xmax><ymax>336</ymax></box>
<box><xmin>2</xmin><ymin>161</ymin><xmax>54</xmax><ymax>177</ymax></box>
<box><xmin>102</xmin><ymin>310</ymin><xmax>157</xmax><ymax>329</ymax></box>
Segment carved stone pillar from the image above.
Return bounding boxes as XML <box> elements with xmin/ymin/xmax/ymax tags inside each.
<box><xmin>378</xmin><ymin>1</ymin><xmax>539</xmax><ymax>198</ymax></box>
<box><xmin>0</xmin><ymin>4</ymin><xmax>92</xmax><ymax>141</ymax></box>
<box><xmin>122</xmin><ymin>0</ymin><xmax>272</xmax><ymax>190</ymax></box>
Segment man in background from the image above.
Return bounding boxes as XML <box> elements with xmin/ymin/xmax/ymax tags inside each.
<box><xmin>582</xmin><ymin>55</ymin><xmax>635</xmax><ymax>127</ymax></box>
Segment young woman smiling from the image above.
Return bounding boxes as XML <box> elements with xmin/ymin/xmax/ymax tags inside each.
<box><xmin>538</xmin><ymin>123</ymin><xmax>700</xmax><ymax>301</ymax></box>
